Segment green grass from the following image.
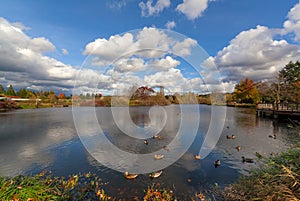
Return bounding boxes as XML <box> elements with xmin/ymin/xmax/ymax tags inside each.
<box><xmin>17</xmin><ymin>104</ymin><xmax>37</xmax><ymax>109</ymax></box>
<box><xmin>0</xmin><ymin>173</ymin><xmax>112</xmax><ymax>201</ymax></box>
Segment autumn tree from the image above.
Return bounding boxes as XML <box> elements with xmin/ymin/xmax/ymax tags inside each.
<box><xmin>27</xmin><ymin>91</ymin><xmax>37</xmax><ymax>99</ymax></box>
<box><xmin>132</xmin><ymin>86</ymin><xmax>155</xmax><ymax>99</ymax></box>
<box><xmin>49</xmin><ymin>91</ymin><xmax>57</xmax><ymax>103</ymax></box>
<box><xmin>58</xmin><ymin>93</ymin><xmax>66</xmax><ymax>99</ymax></box>
<box><xmin>232</xmin><ymin>78</ymin><xmax>260</xmax><ymax>104</ymax></box>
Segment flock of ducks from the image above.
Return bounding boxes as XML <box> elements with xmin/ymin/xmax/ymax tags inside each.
<box><xmin>123</xmin><ymin>125</ymin><xmax>272</xmax><ymax>180</ymax></box>
<box><xmin>225</xmin><ymin>127</ymin><xmax>255</xmax><ymax>164</ymax></box>
<box><xmin>124</xmin><ymin>134</ymin><xmax>165</xmax><ymax>180</ymax></box>
<box><xmin>224</xmin><ymin>125</ymin><xmax>278</xmax><ymax>164</ymax></box>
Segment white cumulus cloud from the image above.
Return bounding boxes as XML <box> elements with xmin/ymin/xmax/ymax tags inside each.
<box><xmin>106</xmin><ymin>0</ymin><xmax>127</xmax><ymax>10</ymax></box>
<box><xmin>283</xmin><ymin>2</ymin><xmax>300</xmax><ymax>41</ymax></box>
<box><xmin>84</xmin><ymin>27</ymin><xmax>197</xmax><ymax>65</ymax></box>
<box><xmin>176</xmin><ymin>0</ymin><xmax>208</xmax><ymax>20</ymax></box>
<box><xmin>62</xmin><ymin>48</ymin><xmax>69</xmax><ymax>55</ymax></box>
<box><xmin>149</xmin><ymin>56</ymin><xmax>180</xmax><ymax>70</ymax></box>
<box><xmin>165</xmin><ymin>20</ymin><xmax>176</xmax><ymax>29</ymax></box>
<box><xmin>209</xmin><ymin>25</ymin><xmax>300</xmax><ymax>82</ymax></box>
<box><xmin>139</xmin><ymin>0</ymin><xmax>170</xmax><ymax>17</ymax></box>
<box><xmin>0</xmin><ymin>17</ymin><xmax>104</xmax><ymax>92</ymax></box>
<box><xmin>172</xmin><ymin>38</ymin><xmax>197</xmax><ymax>56</ymax></box>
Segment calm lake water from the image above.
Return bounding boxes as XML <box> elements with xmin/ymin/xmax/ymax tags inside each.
<box><xmin>0</xmin><ymin>105</ymin><xmax>296</xmax><ymax>200</ymax></box>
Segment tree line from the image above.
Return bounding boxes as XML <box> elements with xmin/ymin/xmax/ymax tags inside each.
<box><xmin>230</xmin><ymin>61</ymin><xmax>300</xmax><ymax>104</ymax></box>
<box><xmin>0</xmin><ymin>85</ymin><xmax>70</xmax><ymax>102</ymax></box>
<box><xmin>1</xmin><ymin>61</ymin><xmax>299</xmax><ymax>106</ymax></box>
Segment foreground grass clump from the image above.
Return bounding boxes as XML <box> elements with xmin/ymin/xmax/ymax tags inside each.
<box><xmin>0</xmin><ymin>172</ymin><xmax>112</xmax><ymax>201</ymax></box>
<box><xmin>143</xmin><ymin>186</ymin><xmax>174</xmax><ymax>201</ymax></box>
<box><xmin>223</xmin><ymin>147</ymin><xmax>300</xmax><ymax>201</ymax></box>
<box><xmin>0</xmin><ymin>175</ymin><xmax>59</xmax><ymax>200</ymax></box>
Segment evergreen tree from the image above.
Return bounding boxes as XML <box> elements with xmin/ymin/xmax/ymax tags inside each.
<box><xmin>17</xmin><ymin>88</ymin><xmax>28</xmax><ymax>98</ymax></box>
<box><xmin>279</xmin><ymin>61</ymin><xmax>300</xmax><ymax>102</ymax></box>
<box><xmin>0</xmin><ymin>84</ymin><xmax>5</xmax><ymax>95</ymax></box>
<box><xmin>6</xmin><ymin>85</ymin><xmax>16</xmax><ymax>96</ymax></box>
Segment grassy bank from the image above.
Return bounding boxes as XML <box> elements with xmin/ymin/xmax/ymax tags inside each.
<box><xmin>0</xmin><ymin>172</ymin><xmax>115</xmax><ymax>201</ymax></box>
<box><xmin>222</xmin><ymin>145</ymin><xmax>300</xmax><ymax>201</ymax></box>
<box><xmin>0</xmin><ymin>173</ymin><xmax>176</xmax><ymax>201</ymax></box>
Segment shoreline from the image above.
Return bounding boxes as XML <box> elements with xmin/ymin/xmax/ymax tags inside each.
<box><xmin>0</xmin><ymin>102</ymin><xmax>257</xmax><ymax>112</ymax></box>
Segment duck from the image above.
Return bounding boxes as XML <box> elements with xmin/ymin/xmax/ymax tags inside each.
<box><xmin>144</xmin><ymin>139</ymin><xmax>149</xmax><ymax>145</ymax></box>
<box><xmin>154</xmin><ymin>154</ymin><xmax>164</xmax><ymax>160</ymax></box>
<box><xmin>163</xmin><ymin>145</ymin><xmax>169</xmax><ymax>151</ymax></box>
<box><xmin>242</xmin><ymin>156</ymin><xmax>254</xmax><ymax>163</ymax></box>
<box><xmin>124</xmin><ymin>172</ymin><xmax>138</xmax><ymax>179</ymax></box>
<box><xmin>226</xmin><ymin>135</ymin><xmax>236</xmax><ymax>139</ymax></box>
<box><xmin>153</xmin><ymin>135</ymin><xmax>163</xmax><ymax>140</ymax></box>
<box><xmin>236</xmin><ymin>146</ymin><xmax>241</xmax><ymax>151</ymax></box>
<box><xmin>268</xmin><ymin>134</ymin><xmax>277</xmax><ymax>139</ymax></box>
<box><xmin>214</xmin><ymin>160</ymin><xmax>221</xmax><ymax>168</ymax></box>
<box><xmin>195</xmin><ymin>154</ymin><xmax>201</xmax><ymax>160</ymax></box>
<box><xmin>149</xmin><ymin>170</ymin><xmax>163</xmax><ymax>178</ymax></box>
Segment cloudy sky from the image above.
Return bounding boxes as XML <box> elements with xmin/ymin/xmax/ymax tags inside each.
<box><xmin>0</xmin><ymin>0</ymin><xmax>300</xmax><ymax>95</ymax></box>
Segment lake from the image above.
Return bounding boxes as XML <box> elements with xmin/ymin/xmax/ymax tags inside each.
<box><xmin>0</xmin><ymin>105</ymin><xmax>295</xmax><ymax>200</ymax></box>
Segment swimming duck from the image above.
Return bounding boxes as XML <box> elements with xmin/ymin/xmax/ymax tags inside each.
<box><xmin>149</xmin><ymin>170</ymin><xmax>163</xmax><ymax>178</ymax></box>
<box><xmin>152</xmin><ymin>135</ymin><xmax>163</xmax><ymax>140</ymax></box>
<box><xmin>226</xmin><ymin>135</ymin><xmax>236</xmax><ymax>139</ymax></box>
<box><xmin>163</xmin><ymin>145</ymin><xmax>169</xmax><ymax>151</ymax></box>
<box><xmin>242</xmin><ymin>156</ymin><xmax>254</xmax><ymax>163</ymax></box>
<box><xmin>195</xmin><ymin>154</ymin><xmax>201</xmax><ymax>160</ymax></box>
<box><xmin>154</xmin><ymin>154</ymin><xmax>164</xmax><ymax>160</ymax></box>
<box><xmin>268</xmin><ymin>134</ymin><xmax>276</xmax><ymax>139</ymax></box>
<box><xmin>124</xmin><ymin>172</ymin><xmax>138</xmax><ymax>179</ymax></box>
<box><xmin>144</xmin><ymin>140</ymin><xmax>149</xmax><ymax>145</ymax></box>
<box><xmin>236</xmin><ymin>146</ymin><xmax>241</xmax><ymax>151</ymax></box>
<box><xmin>214</xmin><ymin>160</ymin><xmax>221</xmax><ymax>168</ymax></box>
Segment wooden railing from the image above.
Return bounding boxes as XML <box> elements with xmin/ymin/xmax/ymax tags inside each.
<box><xmin>257</xmin><ymin>103</ymin><xmax>300</xmax><ymax>112</ymax></box>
